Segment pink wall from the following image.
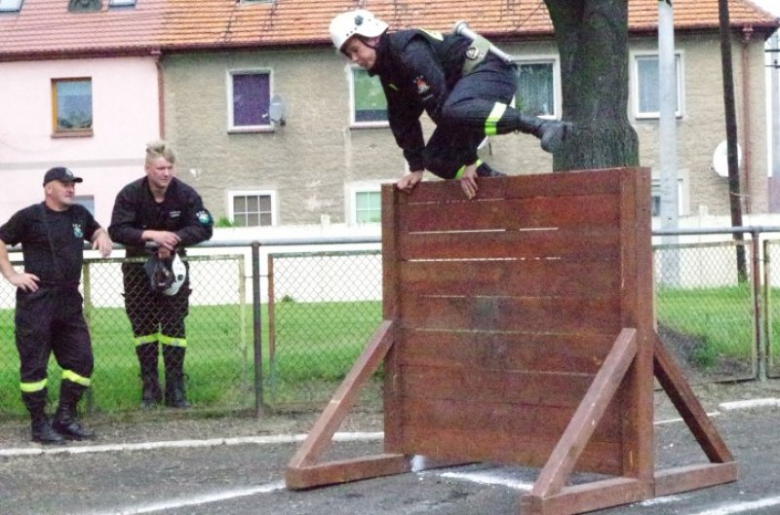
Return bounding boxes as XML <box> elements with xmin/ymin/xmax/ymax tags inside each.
<box><xmin>0</xmin><ymin>56</ymin><xmax>160</xmax><ymax>226</ymax></box>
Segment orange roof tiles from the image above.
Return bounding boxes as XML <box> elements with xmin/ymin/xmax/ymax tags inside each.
<box><xmin>0</xmin><ymin>0</ymin><xmax>777</xmax><ymax>59</ymax></box>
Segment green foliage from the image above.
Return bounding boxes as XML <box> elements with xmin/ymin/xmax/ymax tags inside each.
<box><xmin>0</xmin><ymin>300</ymin><xmax>382</xmax><ymax>416</ymax></box>
<box><xmin>215</xmin><ymin>216</ymin><xmax>235</xmax><ymax>228</ymax></box>
<box><xmin>656</xmin><ymin>285</ymin><xmax>753</xmax><ymax>370</ymax></box>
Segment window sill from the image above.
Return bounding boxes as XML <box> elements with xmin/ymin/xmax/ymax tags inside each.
<box><xmin>52</xmin><ymin>129</ymin><xmax>94</xmax><ymax>139</ymax></box>
<box><xmin>349</xmin><ymin>122</ymin><xmax>390</xmax><ymax>130</ymax></box>
<box><xmin>228</xmin><ymin>126</ymin><xmax>274</xmax><ymax>134</ymax></box>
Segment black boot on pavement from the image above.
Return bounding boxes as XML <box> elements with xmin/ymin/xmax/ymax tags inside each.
<box><xmin>53</xmin><ymin>380</ymin><xmax>96</xmax><ymax>441</ymax></box>
<box><xmin>163</xmin><ymin>345</ymin><xmax>190</xmax><ymax>409</ymax></box>
<box><xmin>136</xmin><ymin>342</ymin><xmax>162</xmax><ymax>409</ymax></box>
<box><xmin>23</xmin><ymin>389</ymin><xmax>66</xmax><ymax>445</ymax></box>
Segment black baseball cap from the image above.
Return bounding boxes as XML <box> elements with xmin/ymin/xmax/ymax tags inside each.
<box><xmin>43</xmin><ymin>167</ymin><xmax>83</xmax><ymax>186</ymax></box>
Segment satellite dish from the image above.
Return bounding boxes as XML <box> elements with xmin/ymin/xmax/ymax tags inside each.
<box><xmin>269</xmin><ymin>94</ymin><xmax>286</xmax><ymax>126</ymax></box>
<box><xmin>712</xmin><ymin>140</ymin><xmax>742</xmax><ymax>178</ymax></box>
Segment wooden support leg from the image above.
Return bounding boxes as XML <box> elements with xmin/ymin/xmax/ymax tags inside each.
<box><xmin>286</xmin><ymin>321</ymin><xmax>406</xmax><ymax>489</ymax></box>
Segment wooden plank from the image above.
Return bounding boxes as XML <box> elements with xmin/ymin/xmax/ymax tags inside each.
<box><xmin>618</xmin><ymin>167</ymin><xmax>656</xmax><ymax>482</ymax></box>
<box><xmin>398</xmin><ymin>226</ymin><xmax>620</xmax><ymax>261</ymax></box>
<box><xmin>531</xmin><ymin>328</ymin><xmax>637</xmax><ymax>498</ymax></box>
<box><xmin>382</xmin><ymin>184</ymin><xmax>399</xmax><ymax>321</ymax></box>
<box><xmin>400</xmin><ymin>293</ymin><xmax>623</xmax><ymax>334</ymax></box>
<box><xmin>398</xmin><ymin>193</ymin><xmax>620</xmax><ymax>233</ymax></box>
<box><xmin>287</xmin><ymin>320</ymin><xmax>394</xmax><ymax>472</ymax></box>
<box><xmin>400</xmin><ymin>366</ymin><xmax>607</xmax><ymax>411</ymax></box>
<box><xmin>395</xmin><ymin>425</ymin><xmax>624</xmax><ymax>474</ymax></box>
<box><xmin>381</xmin><ymin>184</ymin><xmax>403</xmax><ymax>449</ymax></box>
<box><xmin>653</xmin><ymin>333</ymin><xmax>736</xmax><ymax>462</ymax></box>
<box><xmin>522</xmin><ymin>477</ymin><xmax>647</xmax><ymax>515</ymax></box>
<box><xmin>399</xmin><ymin>396</ymin><xmax>623</xmax><ymax>441</ymax></box>
<box><xmin>654</xmin><ymin>462</ymin><xmax>738</xmax><ymax>497</ymax></box>
<box><xmin>398</xmin><ymin>329</ymin><xmax>615</xmax><ymax>374</ymax></box>
<box><xmin>398</xmin><ymin>259</ymin><xmax>619</xmax><ymax>298</ymax></box>
<box><xmin>400</xmin><ymin>168</ymin><xmax>630</xmax><ymax>204</ymax></box>
<box><xmin>286</xmin><ymin>454</ymin><xmax>410</xmax><ymax>490</ymax></box>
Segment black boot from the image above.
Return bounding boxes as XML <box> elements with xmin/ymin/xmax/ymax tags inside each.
<box><xmin>163</xmin><ymin>345</ymin><xmax>189</xmax><ymax>408</ymax></box>
<box><xmin>476</xmin><ymin>162</ymin><xmax>506</xmax><ymax>177</ymax></box>
<box><xmin>53</xmin><ymin>380</ymin><xmax>96</xmax><ymax>440</ymax></box>
<box><xmin>516</xmin><ymin>115</ymin><xmax>571</xmax><ymax>153</ymax></box>
<box><xmin>136</xmin><ymin>342</ymin><xmax>162</xmax><ymax>408</ymax></box>
<box><xmin>23</xmin><ymin>390</ymin><xmax>66</xmax><ymax>445</ymax></box>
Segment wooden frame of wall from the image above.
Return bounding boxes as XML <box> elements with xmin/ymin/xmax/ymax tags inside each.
<box><xmin>285</xmin><ymin>168</ymin><xmax>737</xmax><ymax>515</ymax></box>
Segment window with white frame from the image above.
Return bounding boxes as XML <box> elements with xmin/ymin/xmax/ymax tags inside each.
<box><xmin>633</xmin><ymin>53</ymin><xmax>683</xmax><ymax>118</ymax></box>
<box><xmin>513</xmin><ymin>60</ymin><xmax>557</xmax><ymax>117</ymax></box>
<box><xmin>229</xmin><ymin>191</ymin><xmax>276</xmax><ymax>226</ymax></box>
<box><xmin>350</xmin><ymin>67</ymin><xmax>388</xmax><ymax>126</ymax></box>
<box><xmin>0</xmin><ymin>0</ymin><xmax>23</xmax><ymax>12</ymax></box>
<box><xmin>75</xmin><ymin>195</ymin><xmax>95</xmax><ymax>216</ymax></box>
<box><xmin>228</xmin><ymin>71</ymin><xmax>272</xmax><ymax>131</ymax></box>
<box><xmin>354</xmin><ymin>189</ymin><xmax>382</xmax><ymax>224</ymax></box>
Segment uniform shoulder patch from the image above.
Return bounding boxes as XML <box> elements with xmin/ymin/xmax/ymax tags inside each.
<box><xmin>196</xmin><ymin>210</ymin><xmax>212</xmax><ymax>225</ymax></box>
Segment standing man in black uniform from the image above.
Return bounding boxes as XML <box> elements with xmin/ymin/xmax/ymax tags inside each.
<box><xmin>109</xmin><ymin>141</ymin><xmax>213</xmax><ymax>409</ymax></box>
<box><xmin>329</xmin><ymin>9</ymin><xmax>570</xmax><ymax>199</ymax></box>
<box><xmin>0</xmin><ymin>167</ymin><xmax>113</xmax><ymax>444</ymax></box>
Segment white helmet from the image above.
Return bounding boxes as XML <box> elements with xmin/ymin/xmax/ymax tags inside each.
<box><xmin>163</xmin><ymin>254</ymin><xmax>187</xmax><ymax>296</ymax></box>
<box><xmin>329</xmin><ymin>9</ymin><xmax>388</xmax><ymax>53</ymax></box>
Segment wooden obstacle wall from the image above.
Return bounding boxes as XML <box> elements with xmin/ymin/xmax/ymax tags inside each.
<box><xmin>381</xmin><ymin>167</ymin><xmax>653</xmax><ymax>476</ymax></box>
<box><xmin>286</xmin><ymin>168</ymin><xmax>736</xmax><ymax>515</ymax></box>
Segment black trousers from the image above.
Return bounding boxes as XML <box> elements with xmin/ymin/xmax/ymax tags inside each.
<box><xmin>15</xmin><ymin>285</ymin><xmax>93</xmax><ymax>389</ymax></box>
<box><xmin>122</xmin><ymin>262</ymin><xmax>190</xmax><ymax>345</ymax></box>
<box><xmin>423</xmin><ymin>56</ymin><xmax>518</xmax><ymax>179</ymax></box>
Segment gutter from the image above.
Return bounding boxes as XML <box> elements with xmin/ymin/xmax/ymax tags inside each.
<box><xmin>151</xmin><ymin>48</ymin><xmax>165</xmax><ymax>139</ymax></box>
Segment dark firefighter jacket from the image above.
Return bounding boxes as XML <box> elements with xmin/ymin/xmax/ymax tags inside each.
<box><xmin>369</xmin><ymin>29</ymin><xmax>471</xmax><ymax>172</ymax></box>
<box><xmin>109</xmin><ymin>177</ymin><xmax>213</xmax><ymax>259</ymax></box>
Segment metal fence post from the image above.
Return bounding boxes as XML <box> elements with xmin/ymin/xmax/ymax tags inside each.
<box><xmin>762</xmin><ymin>239</ymin><xmax>772</xmax><ymax>382</ymax></box>
<box><xmin>754</xmin><ymin>232</ymin><xmax>766</xmax><ymax>382</ymax></box>
<box><xmin>82</xmin><ymin>261</ymin><xmax>94</xmax><ymax>413</ymax></box>
<box><xmin>252</xmin><ymin>241</ymin><xmax>264</xmax><ymax>416</ymax></box>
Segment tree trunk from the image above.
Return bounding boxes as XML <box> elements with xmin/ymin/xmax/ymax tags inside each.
<box><xmin>545</xmin><ymin>0</ymin><xmax>639</xmax><ymax>171</ymax></box>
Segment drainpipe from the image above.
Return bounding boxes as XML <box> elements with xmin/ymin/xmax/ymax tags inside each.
<box><xmin>151</xmin><ymin>48</ymin><xmax>165</xmax><ymax>138</ymax></box>
<box><xmin>741</xmin><ymin>26</ymin><xmax>753</xmax><ymax>213</ymax></box>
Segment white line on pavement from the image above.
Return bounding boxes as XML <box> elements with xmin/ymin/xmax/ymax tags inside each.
<box><xmin>0</xmin><ymin>431</ymin><xmax>384</xmax><ymax>458</ymax></box>
<box><xmin>436</xmin><ymin>469</ymin><xmax>534</xmax><ymax>491</ymax></box>
<box><xmin>686</xmin><ymin>495</ymin><xmax>780</xmax><ymax>515</ymax></box>
<box><xmin>718</xmin><ymin>398</ymin><xmax>780</xmax><ymax>411</ymax></box>
<box><xmin>82</xmin><ymin>481</ymin><xmax>286</xmax><ymax>515</ymax></box>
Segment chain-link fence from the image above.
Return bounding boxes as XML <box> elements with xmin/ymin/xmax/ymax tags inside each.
<box><xmin>266</xmin><ymin>250</ymin><xmax>383</xmax><ymax>407</ymax></box>
<box><xmin>654</xmin><ymin>240</ymin><xmax>757</xmax><ymax>382</ymax></box>
<box><xmin>763</xmin><ymin>240</ymin><xmax>780</xmax><ymax>379</ymax></box>
<box><xmin>0</xmin><ymin>253</ymin><xmax>250</xmax><ymax>418</ymax></box>
<box><xmin>3</xmin><ymin>230</ymin><xmax>780</xmax><ymax>420</ymax></box>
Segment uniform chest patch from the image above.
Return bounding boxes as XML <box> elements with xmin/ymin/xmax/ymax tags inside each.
<box><xmin>72</xmin><ymin>223</ymin><xmax>83</xmax><ymax>238</ymax></box>
<box><xmin>169</xmin><ymin>211</ymin><xmax>181</xmax><ymax>219</ymax></box>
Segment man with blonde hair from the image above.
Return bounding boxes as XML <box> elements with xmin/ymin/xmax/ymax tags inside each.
<box><xmin>109</xmin><ymin>141</ymin><xmax>213</xmax><ymax>409</ymax></box>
